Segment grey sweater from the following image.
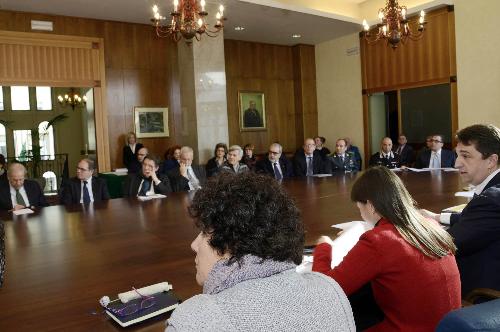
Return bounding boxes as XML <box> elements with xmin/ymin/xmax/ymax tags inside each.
<box><xmin>166</xmin><ymin>268</ymin><xmax>355</xmax><ymax>331</ymax></box>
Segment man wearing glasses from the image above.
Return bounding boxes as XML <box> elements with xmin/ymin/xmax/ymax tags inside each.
<box><xmin>127</xmin><ymin>147</ymin><xmax>149</xmax><ymax>174</ymax></box>
<box><xmin>60</xmin><ymin>158</ymin><xmax>110</xmax><ymax>205</ymax></box>
<box><xmin>415</xmin><ymin>134</ymin><xmax>456</xmax><ymax>168</ymax></box>
<box><xmin>123</xmin><ymin>154</ymin><xmax>172</xmax><ymax>197</ymax></box>
<box><xmin>255</xmin><ymin>143</ymin><xmax>293</xmax><ymax>180</ymax></box>
<box><xmin>169</xmin><ymin>146</ymin><xmax>206</xmax><ymax>192</ymax></box>
<box><xmin>293</xmin><ymin>138</ymin><xmax>330</xmax><ymax>177</ymax></box>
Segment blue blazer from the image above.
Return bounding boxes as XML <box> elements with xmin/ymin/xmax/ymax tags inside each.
<box><xmin>448</xmin><ymin>172</ymin><xmax>500</xmax><ymax>295</ymax></box>
<box><xmin>415</xmin><ymin>149</ymin><xmax>456</xmax><ymax>168</ymax></box>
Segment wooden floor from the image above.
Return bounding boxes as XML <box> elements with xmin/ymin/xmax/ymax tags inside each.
<box><xmin>0</xmin><ymin>171</ymin><xmax>468</xmax><ymax>331</ymax></box>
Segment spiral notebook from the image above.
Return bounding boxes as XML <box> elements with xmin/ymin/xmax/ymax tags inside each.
<box><xmin>105</xmin><ymin>291</ymin><xmax>180</xmax><ymax>327</ymax></box>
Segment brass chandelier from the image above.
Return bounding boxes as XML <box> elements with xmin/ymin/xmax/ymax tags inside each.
<box><xmin>151</xmin><ymin>0</ymin><xmax>226</xmax><ymax>43</ymax></box>
<box><xmin>361</xmin><ymin>0</ymin><xmax>426</xmax><ymax>49</ymax></box>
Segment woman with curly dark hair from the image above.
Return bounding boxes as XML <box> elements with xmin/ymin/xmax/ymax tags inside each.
<box><xmin>166</xmin><ymin>172</ymin><xmax>355</xmax><ymax>331</ymax></box>
<box><xmin>313</xmin><ymin>166</ymin><xmax>460</xmax><ymax>331</ymax></box>
<box><xmin>160</xmin><ymin>145</ymin><xmax>181</xmax><ymax>174</ymax></box>
<box><xmin>205</xmin><ymin>143</ymin><xmax>227</xmax><ymax>177</ymax></box>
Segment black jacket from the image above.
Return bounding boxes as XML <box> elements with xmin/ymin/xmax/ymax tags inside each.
<box><xmin>0</xmin><ymin>179</ymin><xmax>48</xmax><ymax>211</ymax></box>
<box><xmin>59</xmin><ymin>176</ymin><xmax>110</xmax><ymax>205</ymax></box>
<box><xmin>123</xmin><ymin>173</ymin><xmax>172</xmax><ymax>197</ymax></box>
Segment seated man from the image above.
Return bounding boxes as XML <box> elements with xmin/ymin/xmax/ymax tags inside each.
<box><xmin>345</xmin><ymin>137</ymin><xmax>362</xmax><ymax>170</ymax></box>
<box><xmin>166</xmin><ymin>172</ymin><xmax>355</xmax><ymax>331</ymax></box>
<box><xmin>394</xmin><ymin>134</ymin><xmax>415</xmax><ymax>166</ymax></box>
<box><xmin>169</xmin><ymin>146</ymin><xmax>206</xmax><ymax>192</ymax></box>
<box><xmin>123</xmin><ymin>154</ymin><xmax>172</xmax><ymax>197</ymax></box>
<box><xmin>0</xmin><ymin>163</ymin><xmax>48</xmax><ymax>211</ymax></box>
<box><xmin>421</xmin><ymin>124</ymin><xmax>500</xmax><ymax>296</ymax></box>
<box><xmin>255</xmin><ymin>143</ymin><xmax>293</xmax><ymax>180</ymax></box>
<box><xmin>369</xmin><ymin>137</ymin><xmax>400</xmax><ymax>168</ymax></box>
<box><xmin>60</xmin><ymin>158</ymin><xmax>110</xmax><ymax>205</ymax></box>
<box><xmin>415</xmin><ymin>134</ymin><xmax>456</xmax><ymax>168</ymax></box>
<box><xmin>127</xmin><ymin>147</ymin><xmax>148</xmax><ymax>174</ymax></box>
<box><xmin>293</xmin><ymin>138</ymin><xmax>330</xmax><ymax>176</ymax></box>
<box><xmin>328</xmin><ymin>138</ymin><xmax>358</xmax><ymax>173</ymax></box>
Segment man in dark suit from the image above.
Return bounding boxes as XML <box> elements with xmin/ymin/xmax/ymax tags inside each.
<box><xmin>369</xmin><ymin>137</ymin><xmax>400</xmax><ymax>168</ymax></box>
<box><xmin>345</xmin><ymin>137</ymin><xmax>362</xmax><ymax>170</ymax></box>
<box><xmin>415</xmin><ymin>134</ymin><xmax>456</xmax><ymax>168</ymax></box>
<box><xmin>59</xmin><ymin>158</ymin><xmax>110</xmax><ymax>205</ymax></box>
<box><xmin>243</xmin><ymin>100</ymin><xmax>263</xmax><ymax>128</ymax></box>
<box><xmin>394</xmin><ymin>134</ymin><xmax>415</xmax><ymax>166</ymax></box>
<box><xmin>169</xmin><ymin>146</ymin><xmax>206</xmax><ymax>192</ymax></box>
<box><xmin>421</xmin><ymin>124</ymin><xmax>500</xmax><ymax>295</ymax></box>
<box><xmin>123</xmin><ymin>154</ymin><xmax>172</xmax><ymax>197</ymax></box>
<box><xmin>127</xmin><ymin>146</ymin><xmax>148</xmax><ymax>174</ymax></box>
<box><xmin>0</xmin><ymin>163</ymin><xmax>48</xmax><ymax>211</ymax></box>
<box><xmin>255</xmin><ymin>143</ymin><xmax>293</xmax><ymax>180</ymax></box>
<box><xmin>328</xmin><ymin>138</ymin><xmax>358</xmax><ymax>173</ymax></box>
<box><xmin>293</xmin><ymin>138</ymin><xmax>330</xmax><ymax>177</ymax></box>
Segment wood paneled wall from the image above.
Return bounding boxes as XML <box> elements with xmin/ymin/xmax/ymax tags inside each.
<box><xmin>224</xmin><ymin>40</ymin><xmax>318</xmax><ymax>153</ymax></box>
<box><xmin>360</xmin><ymin>7</ymin><xmax>456</xmax><ymax>93</ymax></box>
<box><xmin>0</xmin><ymin>10</ymin><xmax>180</xmax><ymax>170</ymax></box>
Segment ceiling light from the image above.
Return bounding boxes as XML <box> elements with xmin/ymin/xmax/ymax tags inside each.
<box><xmin>292</xmin><ymin>34</ymin><xmax>301</xmax><ymax>38</ymax></box>
<box><xmin>234</xmin><ymin>26</ymin><xmax>245</xmax><ymax>31</ymax></box>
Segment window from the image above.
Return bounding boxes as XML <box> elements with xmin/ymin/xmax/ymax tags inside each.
<box><xmin>0</xmin><ymin>124</ymin><xmax>6</xmax><ymax>157</ymax></box>
<box><xmin>36</xmin><ymin>87</ymin><xmax>52</xmax><ymax>111</ymax></box>
<box><xmin>0</xmin><ymin>86</ymin><xmax>4</xmax><ymax>111</ymax></box>
<box><xmin>13</xmin><ymin>130</ymin><xmax>32</xmax><ymax>160</ymax></box>
<box><xmin>42</xmin><ymin>171</ymin><xmax>58</xmax><ymax>192</ymax></box>
<box><xmin>38</xmin><ymin>121</ymin><xmax>55</xmax><ymax>159</ymax></box>
<box><xmin>11</xmin><ymin>86</ymin><xmax>30</xmax><ymax>111</ymax></box>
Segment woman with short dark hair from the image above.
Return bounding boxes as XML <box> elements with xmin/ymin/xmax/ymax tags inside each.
<box><xmin>313</xmin><ymin>166</ymin><xmax>461</xmax><ymax>331</ymax></box>
<box><xmin>166</xmin><ymin>173</ymin><xmax>355</xmax><ymax>331</ymax></box>
<box><xmin>241</xmin><ymin>143</ymin><xmax>257</xmax><ymax>170</ymax></box>
<box><xmin>205</xmin><ymin>143</ymin><xmax>227</xmax><ymax>177</ymax></box>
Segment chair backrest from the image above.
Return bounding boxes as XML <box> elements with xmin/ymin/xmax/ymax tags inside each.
<box><xmin>436</xmin><ymin>298</ymin><xmax>500</xmax><ymax>331</ymax></box>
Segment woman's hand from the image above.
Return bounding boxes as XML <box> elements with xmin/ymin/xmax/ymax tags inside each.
<box><xmin>316</xmin><ymin>235</ymin><xmax>334</xmax><ymax>246</ymax></box>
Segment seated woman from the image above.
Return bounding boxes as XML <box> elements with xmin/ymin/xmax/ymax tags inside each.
<box><xmin>313</xmin><ymin>166</ymin><xmax>461</xmax><ymax>331</ymax></box>
<box><xmin>160</xmin><ymin>145</ymin><xmax>181</xmax><ymax>174</ymax></box>
<box><xmin>205</xmin><ymin>143</ymin><xmax>227</xmax><ymax>177</ymax></box>
<box><xmin>221</xmin><ymin>145</ymin><xmax>249</xmax><ymax>174</ymax></box>
<box><xmin>166</xmin><ymin>173</ymin><xmax>355</xmax><ymax>331</ymax></box>
<box><xmin>241</xmin><ymin>143</ymin><xmax>257</xmax><ymax>171</ymax></box>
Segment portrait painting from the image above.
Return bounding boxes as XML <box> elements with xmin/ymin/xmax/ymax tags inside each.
<box><xmin>134</xmin><ymin>107</ymin><xmax>169</xmax><ymax>138</ymax></box>
<box><xmin>238</xmin><ymin>91</ymin><xmax>266</xmax><ymax>131</ymax></box>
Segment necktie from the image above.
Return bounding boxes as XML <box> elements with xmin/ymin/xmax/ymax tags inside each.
<box><xmin>15</xmin><ymin>189</ymin><xmax>26</xmax><ymax>207</ymax></box>
<box><xmin>273</xmin><ymin>162</ymin><xmax>282</xmax><ymax>180</ymax></box>
<box><xmin>431</xmin><ymin>152</ymin><xmax>440</xmax><ymax>168</ymax></box>
<box><xmin>139</xmin><ymin>178</ymin><xmax>151</xmax><ymax>196</ymax></box>
<box><xmin>397</xmin><ymin>146</ymin><xmax>402</xmax><ymax>155</ymax></box>
<box><xmin>83</xmin><ymin>181</ymin><xmax>91</xmax><ymax>204</ymax></box>
<box><xmin>340</xmin><ymin>155</ymin><xmax>344</xmax><ymax>164</ymax></box>
<box><xmin>306</xmin><ymin>157</ymin><xmax>313</xmax><ymax>176</ymax></box>
<box><xmin>187</xmin><ymin>168</ymin><xmax>200</xmax><ymax>190</ymax></box>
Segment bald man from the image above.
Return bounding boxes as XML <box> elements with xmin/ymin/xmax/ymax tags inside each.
<box><xmin>0</xmin><ymin>163</ymin><xmax>48</xmax><ymax>211</ymax></box>
<box><xmin>368</xmin><ymin>137</ymin><xmax>401</xmax><ymax>169</ymax></box>
<box><xmin>293</xmin><ymin>138</ymin><xmax>330</xmax><ymax>176</ymax></box>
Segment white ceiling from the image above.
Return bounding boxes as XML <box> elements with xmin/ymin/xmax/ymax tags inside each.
<box><xmin>0</xmin><ymin>0</ymin><xmax>361</xmax><ymax>45</ymax></box>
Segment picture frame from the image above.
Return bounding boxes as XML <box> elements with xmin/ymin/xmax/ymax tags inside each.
<box><xmin>134</xmin><ymin>107</ymin><xmax>169</xmax><ymax>138</ymax></box>
<box><xmin>238</xmin><ymin>91</ymin><xmax>266</xmax><ymax>131</ymax></box>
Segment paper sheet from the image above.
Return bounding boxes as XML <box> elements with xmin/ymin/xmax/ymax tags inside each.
<box><xmin>455</xmin><ymin>191</ymin><xmax>474</xmax><ymax>198</ymax></box>
<box><xmin>312</xmin><ymin>174</ymin><xmax>332</xmax><ymax>177</ymax></box>
<box><xmin>442</xmin><ymin>203</ymin><xmax>467</xmax><ymax>213</ymax></box>
<box><xmin>137</xmin><ymin>194</ymin><xmax>167</xmax><ymax>201</ymax></box>
<box><xmin>13</xmin><ymin>208</ymin><xmax>34</xmax><ymax>215</ymax></box>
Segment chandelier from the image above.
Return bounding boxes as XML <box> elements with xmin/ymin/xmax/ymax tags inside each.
<box><xmin>57</xmin><ymin>91</ymin><xmax>87</xmax><ymax>110</ymax></box>
<box><xmin>361</xmin><ymin>0</ymin><xmax>426</xmax><ymax>49</ymax></box>
<box><xmin>151</xmin><ymin>0</ymin><xmax>226</xmax><ymax>43</ymax></box>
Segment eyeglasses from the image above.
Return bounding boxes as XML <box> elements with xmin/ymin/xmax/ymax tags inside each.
<box><xmin>430</xmin><ymin>139</ymin><xmax>443</xmax><ymax>143</ymax></box>
<box><xmin>268</xmin><ymin>150</ymin><xmax>280</xmax><ymax>155</ymax></box>
<box><xmin>76</xmin><ymin>167</ymin><xmax>90</xmax><ymax>172</ymax></box>
<box><xmin>105</xmin><ymin>288</ymin><xmax>156</xmax><ymax>317</ymax></box>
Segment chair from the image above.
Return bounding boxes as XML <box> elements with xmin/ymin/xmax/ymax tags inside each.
<box><xmin>436</xmin><ymin>289</ymin><xmax>500</xmax><ymax>332</ymax></box>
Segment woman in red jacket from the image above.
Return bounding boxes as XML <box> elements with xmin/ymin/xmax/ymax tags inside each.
<box><xmin>313</xmin><ymin>166</ymin><xmax>461</xmax><ymax>331</ymax></box>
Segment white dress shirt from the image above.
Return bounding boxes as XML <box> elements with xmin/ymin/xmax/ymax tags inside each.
<box><xmin>10</xmin><ymin>184</ymin><xmax>30</xmax><ymax>208</ymax></box>
<box><xmin>79</xmin><ymin>176</ymin><xmax>94</xmax><ymax>203</ymax></box>
<box><xmin>428</xmin><ymin>149</ymin><xmax>442</xmax><ymax>168</ymax></box>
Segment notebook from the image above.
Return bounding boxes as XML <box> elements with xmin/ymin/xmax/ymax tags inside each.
<box><xmin>105</xmin><ymin>291</ymin><xmax>180</xmax><ymax>327</ymax></box>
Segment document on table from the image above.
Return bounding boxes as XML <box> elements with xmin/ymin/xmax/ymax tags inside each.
<box><xmin>137</xmin><ymin>194</ymin><xmax>167</xmax><ymax>201</ymax></box>
<box><xmin>12</xmin><ymin>208</ymin><xmax>34</xmax><ymax>215</ymax></box>
<box><xmin>455</xmin><ymin>191</ymin><xmax>474</xmax><ymax>198</ymax></box>
<box><xmin>442</xmin><ymin>203</ymin><xmax>467</xmax><ymax>213</ymax></box>
<box><xmin>407</xmin><ymin>167</ymin><xmax>457</xmax><ymax>172</ymax></box>
<box><xmin>330</xmin><ymin>221</ymin><xmax>374</xmax><ymax>268</ymax></box>
<box><xmin>312</xmin><ymin>174</ymin><xmax>332</xmax><ymax>177</ymax></box>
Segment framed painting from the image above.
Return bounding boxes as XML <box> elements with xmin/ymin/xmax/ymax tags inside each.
<box><xmin>134</xmin><ymin>107</ymin><xmax>169</xmax><ymax>138</ymax></box>
<box><xmin>238</xmin><ymin>91</ymin><xmax>266</xmax><ymax>131</ymax></box>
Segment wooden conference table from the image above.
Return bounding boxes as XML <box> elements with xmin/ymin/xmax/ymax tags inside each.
<box><xmin>0</xmin><ymin>170</ymin><xmax>468</xmax><ymax>331</ymax></box>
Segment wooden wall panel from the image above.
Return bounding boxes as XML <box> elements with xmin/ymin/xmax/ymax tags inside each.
<box><xmin>361</xmin><ymin>7</ymin><xmax>456</xmax><ymax>92</ymax></box>
<box><xmin>224</xmin><ymin>40</ymin><xmax>317</xmax><ymax>154</ymax></box>
<box><xmin>0</xmin><ymin>9</ymin><xmax>180</xmax><ymax>170</ymax></box>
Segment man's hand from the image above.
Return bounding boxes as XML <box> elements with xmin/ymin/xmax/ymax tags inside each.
<box><xmin>11</xmin><ymin>204</ymin><xmax>26</xmax><ymax>211</ymax></box>
<box><xmin>179</xmin><ymin>162</ymin><xmax>188</xmax><ymax>178</ymax></box>
<box><xmin>420</xmin><ymin>209</ymin><xmax>440</xmax><ymax>222</ymax></box>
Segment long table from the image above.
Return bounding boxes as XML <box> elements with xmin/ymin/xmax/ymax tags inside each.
<box><xmin>0</xmin><ymin>171</ymin><xmax>468</xmax><ymax>331</ymax></box>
